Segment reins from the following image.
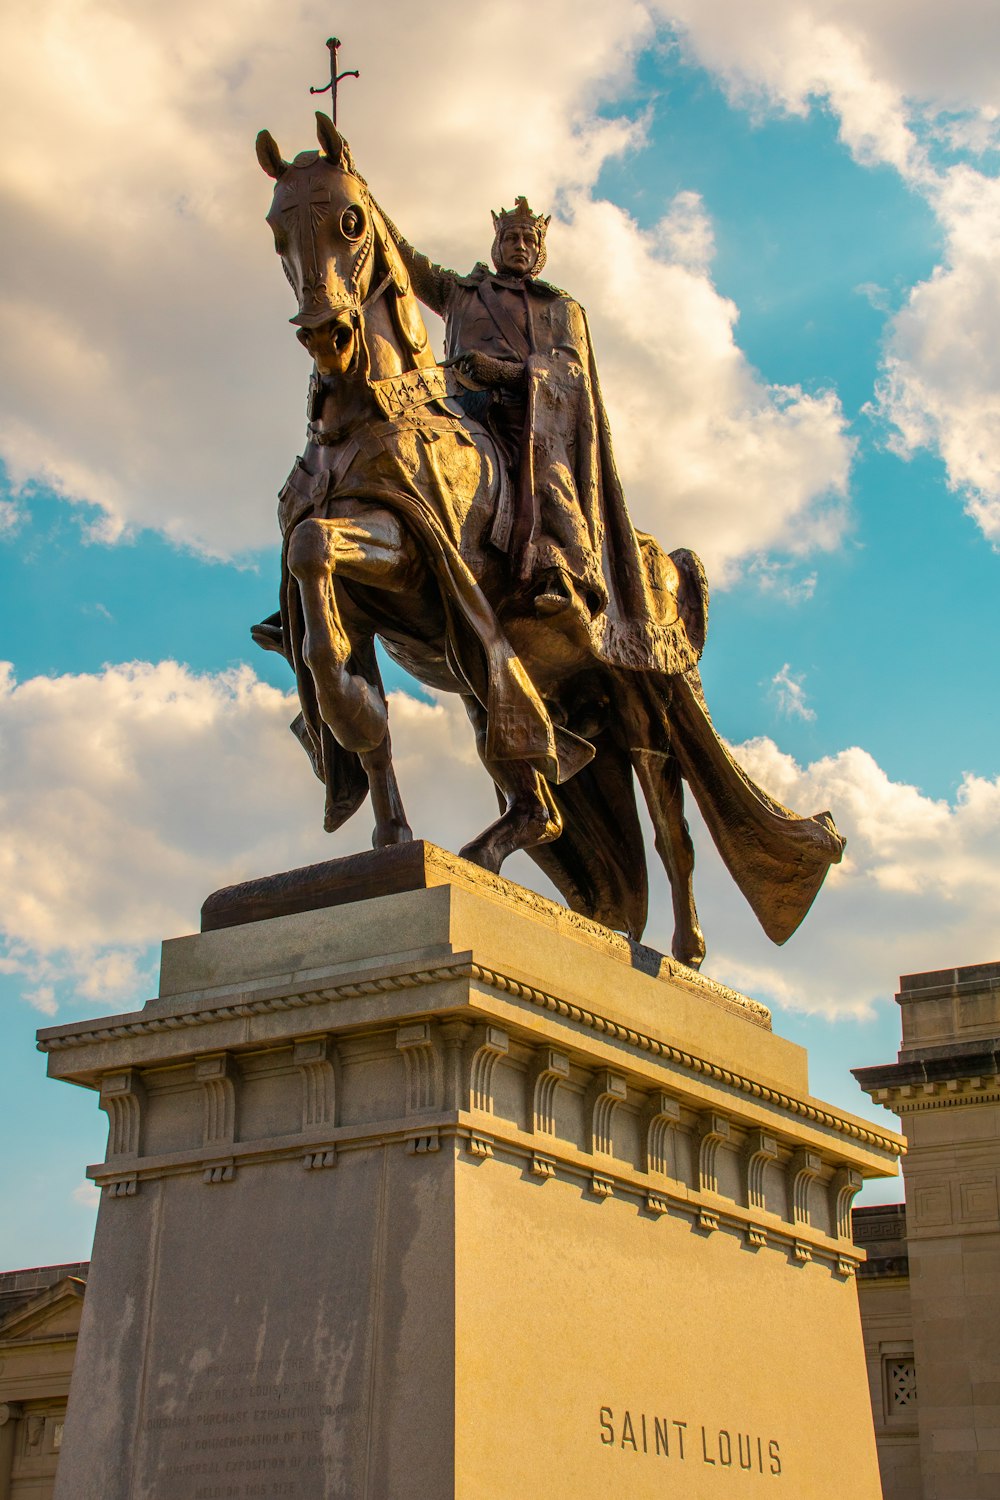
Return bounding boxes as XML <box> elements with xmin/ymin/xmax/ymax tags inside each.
<box><xmin>360</xmin><ymin>269</ymin><xmax>393</xmax><ymax>312</ymax></box>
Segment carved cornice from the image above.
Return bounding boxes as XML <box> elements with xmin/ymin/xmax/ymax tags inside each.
<box><xmin>469</xmin><ymin>964</ymin><xmax>902</xmax><ymax>1155</ymax></box>
<box><xmin>587</xmin><ymin>1070</ymin><xmax>628</xmax><ymax>1156</ymax></box>
<box><xmin>530</xmin><ymin>1048</ymin><xmax>571</xmax><ymax>1135</ymax></box>
<box><xmin>37</xmin><ymin>957</ymin><xmax>902</xmax><ymax>1155</ymax></box>
<box><xmin>743</xmin><ymin>1129</ymin><xmax>779</xmax><ymax>1213</ymax></box>
<box><xmin>867</xmin><ymin>1077</ymin><xmax>1000</xmax><ymax>1113</ymax></box>
<box><xmin>788</xmin><ymin>1148</ymin><xmax>822</xmax><ymax>1227</ymax></box>
<box><xmin>37</xmin><ymin>962</ymin><xmax>475</xmax><ymax>1051</ymax></box>
<box><xmin>99</xmin><ymin>1069</ymin><xmax>145</xmax><ymax>1158</ymax></box>
<box><xmin>697</xmin><ymin>1112</ymin><xmax>731</xmax><ymax>1195</ymax></box>
<box><xmin>644</xmin><ymin>1092</ymin><xmax>681</xmax><ymax>1176</ymax></box>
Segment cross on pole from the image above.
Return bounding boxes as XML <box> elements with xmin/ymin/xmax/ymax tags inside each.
<box><xmin>310</xmin><ymin>37</ymin><xmax>359</xmax><ymax>126</ymax></box>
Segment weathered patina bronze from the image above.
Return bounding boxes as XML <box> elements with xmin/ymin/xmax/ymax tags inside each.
<box><xmin>252</xmin><ymin>113</ymin><xmax>845</xmax><ymax>967</ymax></box>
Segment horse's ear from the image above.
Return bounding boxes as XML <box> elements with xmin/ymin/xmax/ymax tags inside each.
<box><xmin>256</xmin><ymin>130</ymin><xmax>288</xmax><ymax>180</ymax></box>
<box><xmin>316</xmin><ymin>112</ymin><xmax>346</xmax><ymax>164</ymax></box>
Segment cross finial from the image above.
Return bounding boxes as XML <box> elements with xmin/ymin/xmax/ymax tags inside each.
<box><xmin>309</xmin><ymin>37</ymin><xmax>359</xmax><ymax>127</ymax></box>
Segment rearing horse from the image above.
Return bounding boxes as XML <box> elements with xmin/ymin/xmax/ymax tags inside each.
<box><xmin>253</xmin><ymin>113</ymin><xmax>845</xmax><ymax>968</ymax></box>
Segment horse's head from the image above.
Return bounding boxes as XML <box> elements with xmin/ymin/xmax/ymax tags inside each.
<box><xmin>257</xmin><ymin>114</ymin><xmax>428</xmax><ymax>380</ymax></box>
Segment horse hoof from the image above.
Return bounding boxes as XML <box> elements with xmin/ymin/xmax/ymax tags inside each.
<box><xmin>673</xmin><ymin>939</ymin><xmax>706</xmax><ymax>972</ymax></box>
<box><xmin>459</xmin><ymin>837</ymin><xmax>503</xmax><ymax>875</ymax></box>
<box><xmin>372</xmin><ymin>822</ymin><xmax>413</xmax><ymax>849</ymax></box>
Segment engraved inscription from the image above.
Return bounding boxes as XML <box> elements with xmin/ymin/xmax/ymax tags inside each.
<box><xmin>598</xmin><ymin>1405</ymin><xmax>783</xmax><ymax>1476</ymax></box>
<box><xmin>142</xmin><ymin>1369</ymin><xmax>337</xmax><ymax>1498</ymax></box>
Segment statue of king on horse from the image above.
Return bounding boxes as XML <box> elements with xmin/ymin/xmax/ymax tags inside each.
<box><xmin>252</xmin><ymin>110</ymin><xmax>845</xmax><ymax>970</ymax></box>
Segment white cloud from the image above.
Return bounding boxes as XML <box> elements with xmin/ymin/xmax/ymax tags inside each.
<box><xmin>0</xmin><ymin>658</ymin><xmax>496</xmax><ymax>1010</ymax></box>
<box><xmin>654</xmin><ymin>1</ymin><xmax>1000</xmax><ymax>540</ymax></box>
<box><xmin>1</xmin><ymin>657</ymin><xmax>998</xmax><ymax>1034</ymax></box>
<box><xmin>71</xmin><ymin>1181</ymin><xmax>101</xmax><ymax>1209</ymax></box>
<box><xmin>0</xmin><ymin>1</ymin><xmax>647</xmax><ymax>557</ymax></box>
<box><xmin>0</xmin><ymin>0</ymin><xmax>853</xmax><ymax>581</ymax></box>
<box><xmin>768</xmin><ymin>663</ymin><xmax>816</xmax><ymax>721</ymax></box>
<box><xmin>23</xmin><ymin>983</ymin><xmax>57</xmax><ymax>1017</ymax></box>
<box><xmin>658</xmin><ymin>189</ymin><xmax>716</xmax><ymax>272</ymax></box>
<box><xmin>658</xmin><ymin>0</ymin><xmax>1000</xmax><ymax>178</ymax></box>
<box><xmin>696</xmin><ymin>738</ymin><xmax>1000</xmax><ymax>1020</ymax></box>
<box><xmin>558</xmin><ymin>194</ymin><xmax>853</xmax><ymax>580</ymax></box>
<box><xmin>747</xmin><ymin>558</ymin><xmax>818</xmax><ymax>603</ymax></box>
<box><xmin>873</xmin><ymin>166</ymin><xmax>1000</xmax><ymax>535</ymax></box>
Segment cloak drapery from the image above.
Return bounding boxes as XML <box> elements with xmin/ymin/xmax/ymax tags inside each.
<box><xmin>391</xmin><ymin>251</ymin><xmax>702</xmax><ymax>675</ymax></box>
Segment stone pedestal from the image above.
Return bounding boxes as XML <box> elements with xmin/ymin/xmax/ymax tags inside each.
<box><xmin>39</xmin><ymin>845</ymin><xmax>901</xmax><ymax>1499</ymax></box>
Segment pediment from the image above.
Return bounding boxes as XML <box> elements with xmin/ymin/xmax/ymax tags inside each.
<box><xmin>0</xmin><ymin>1278</ymin><xmax>85</xmax><ymax>1340</ymax></box>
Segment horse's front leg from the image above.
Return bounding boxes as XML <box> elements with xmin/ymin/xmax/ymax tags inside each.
<box><xmin>458</xmin><ymin>696</ymin><xmax>562</xmax><ymax>872</ymax></box>
<box><xmin>631</xmin><ymin>747</ymin><xmax>706</xmax><ymax>970</ymax></box>
<box><xmin>287</xmin><ymin>508</ymin><xmax>417</xmax><ymax>849</ymax></box>
<box><xmin>286</xmin><ymin>510</ymin><xmax>417</xmax><ymax>754</ymax></box>
<box><xmin>360</xmin><ymin>734</ymin><xmax>413</xmax><ymax>848</ymax></box>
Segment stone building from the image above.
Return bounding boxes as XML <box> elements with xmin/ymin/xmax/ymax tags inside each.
<box><xmin>854</xmin><ymin>960</ymin><xmax>1000</xmax><ymax>1500</ymax></box>
<box><xmin>0</xmin><ymin>1263</ymin><xmax>87</xmax><ymax>1499</ymax></box>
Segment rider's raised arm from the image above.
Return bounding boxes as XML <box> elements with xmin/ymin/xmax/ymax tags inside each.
<box><xmin>377</xmin><ymin>204</ymin><xmax>458</xmax><ymax>320</ymax></box>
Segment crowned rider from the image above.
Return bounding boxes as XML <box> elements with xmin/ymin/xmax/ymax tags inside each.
<box><xmin>387</xmin><ymin>199</ymin><xmax>627</xmax><ymax>632</ymax></box>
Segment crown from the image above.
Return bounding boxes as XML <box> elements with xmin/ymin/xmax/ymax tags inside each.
<box><xmin>490</xmin><ymin>196</ymin><xmax>551</xmax><ymax>275</ymax></box>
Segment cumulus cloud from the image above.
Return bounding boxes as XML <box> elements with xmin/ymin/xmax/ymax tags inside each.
<box><xmin>0</xmin><ymin>658</ymin><xmax>498</xmax><ymax>1009</ymax></box>
<box><xmin>0</xmin><ymin>0</ymin><xmax>647</xmax><ymax>556</ymax></box>
<box><xmin>657</xmin><ymin>189</ymin><xmax>716</xmax><ymax>272</ymax></box>
<box><xmin>557</xmin><ymin>194</ymin><xmax>853</xmax><ymax>579</ymax></box>
<box><xmin>700</xmin><ymin>738</ymin><xmax>1000</xmax><ymax>1020</ymax></box>
<box><xmin>873</xmin><ymin>166</ymin><xmax>1000</xmax><ymax>536</ymax></box>
<box><xmin>0</xmin><ymin>0</ymin><xmax>853</xmax><ymax>580</ymax></box>
<box><xmin>1</xmin><ymin>657</ymin><xmax>997</xmax><ymax>1033</ymax></box>
<box><xmin>656</xmin><ymin>0</ymin><xmax>1000</xmax><ymax>538</ymax></box>
<box><xmin>659</xmin><ymin>0</ymin><xmax>1000</xmax><ymax>176</ymax></box>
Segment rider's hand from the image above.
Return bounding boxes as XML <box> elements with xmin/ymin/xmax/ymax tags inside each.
<box><xmin>456</xmin><ymin>351</ymin><xmax>525</xmax><ymax>390</ymax></box>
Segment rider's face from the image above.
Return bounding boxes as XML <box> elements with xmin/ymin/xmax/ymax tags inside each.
<box><xmin>499</xmin><ymin>226</ymin><xmax>539</xmax><ymax>276</ymax></box>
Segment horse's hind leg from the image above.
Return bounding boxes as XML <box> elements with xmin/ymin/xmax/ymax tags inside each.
<box><xmin>458</xmin><ymin>696</ymin><xmax>562</xmax><ymax>872</ymax></box>
<box><xmin>632</xmin><ymin>747</ymin><xmax>706</xmax><ymax>970</ymax></box>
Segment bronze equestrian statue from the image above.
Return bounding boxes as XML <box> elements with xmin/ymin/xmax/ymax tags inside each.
<box><xmin>252</xmin><ymin>113</ymin><xmax>844</xmax><ymax>969</ymax></box>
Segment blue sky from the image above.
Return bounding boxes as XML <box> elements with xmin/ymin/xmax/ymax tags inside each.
<box><xmin>3</xmin><ymin>1</ymin><xmax>1000</xmax><ymax>1267</ymax></box>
